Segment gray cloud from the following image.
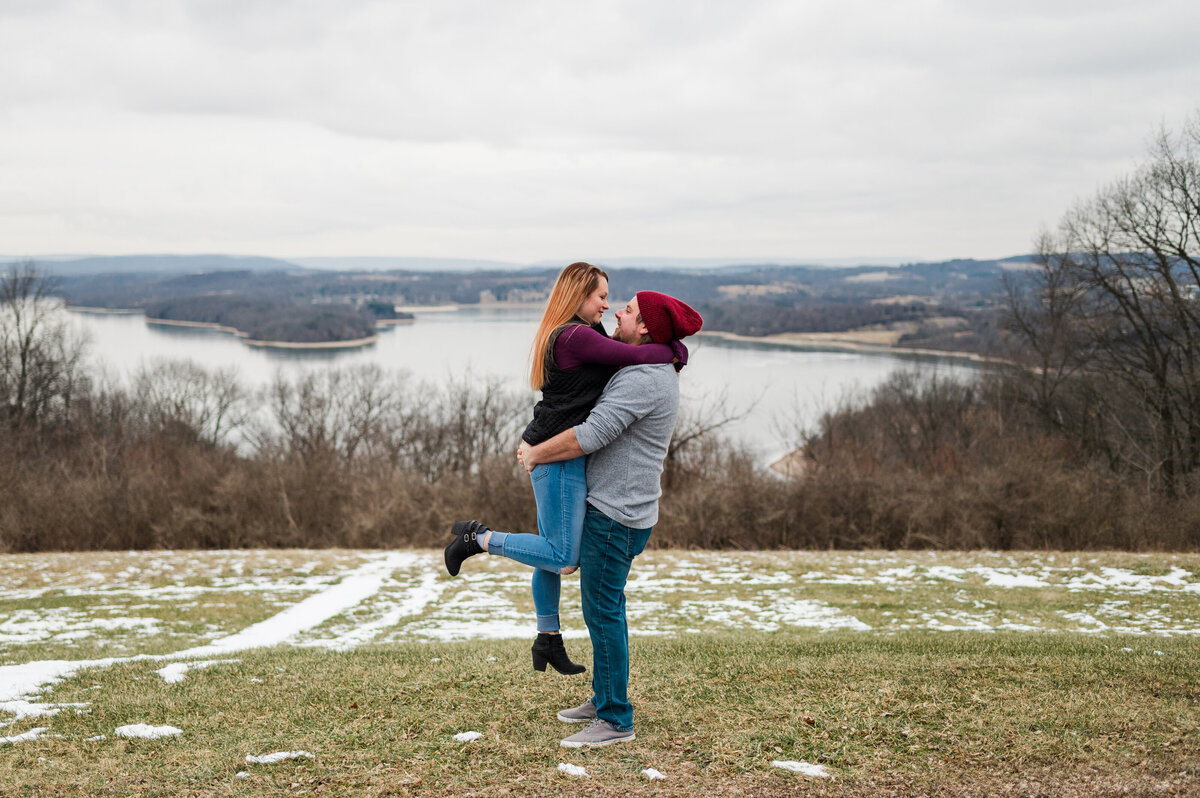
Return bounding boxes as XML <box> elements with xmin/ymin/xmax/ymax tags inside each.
<box><xmin>1</xmin><ymin>0</ymin><xmax>1198</xmax><ymax>261</ymax></box>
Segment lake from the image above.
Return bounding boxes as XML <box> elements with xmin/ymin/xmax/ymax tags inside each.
<box><xmin>68</xmin><ymin>306</ymin><xmax>977</xmax><ymax>464</ymax></box>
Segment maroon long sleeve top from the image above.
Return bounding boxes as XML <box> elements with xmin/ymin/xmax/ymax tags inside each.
<box><xmin>552</xmin><ymin>323</ymin><xmax>689</xmax><ymax>371</ymax></box>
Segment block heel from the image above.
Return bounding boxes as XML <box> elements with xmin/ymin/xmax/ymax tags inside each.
<box><xmin>530</xmin><ymin>633</ymin><xmax>585</xmax><ymax>675</ymax></box>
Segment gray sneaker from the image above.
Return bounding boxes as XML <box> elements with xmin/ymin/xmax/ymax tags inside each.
<box><xmin>560</xmin><ymin>718</ymin><xmax>635</xmax><ymax>748</ymax></box>
<box><xmin>557</xmin><ymin>699</ymin><xmax>596</xmax><ymax>724</ymax></box>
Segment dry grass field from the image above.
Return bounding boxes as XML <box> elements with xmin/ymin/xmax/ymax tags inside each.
<box><xmin>2</xmin><ymin>549</ymin><xmax>1198</xmax><ymax>796</ymax></box>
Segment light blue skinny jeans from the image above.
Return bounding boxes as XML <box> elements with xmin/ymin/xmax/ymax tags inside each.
<box><xmin>484</xmin><ymin>455</ymin><xmax>586</xmax><ymax>633</ymax></box>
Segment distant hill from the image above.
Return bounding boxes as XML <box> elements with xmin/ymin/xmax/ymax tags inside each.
<box><xmin>52</xmin><ymin>255</ymin><xmax>1028</xmax><ymax>312</ymax></box>
<box><xmin>46</xmin><ymin>255</ymin><xmax>1034</xmax><ymax>355</ymax></box>
<box><xmin>566</xmin><ymin>256</ymin><xmax>916</xmax><ymax>270</ymax></box>
<box><xmin>23</xmin><ymin>254</ymin><xmax>307</xmax><ymax>276</ymax></box>
<box><xmin>288</xmin><ymin>256</ymin><xmax>531</xmax><ymax>272</ymax></box>
<box><xmin>8</xmin><ymin>252</ymin><xmax>1035</xmax><ymax>276</ymax></box>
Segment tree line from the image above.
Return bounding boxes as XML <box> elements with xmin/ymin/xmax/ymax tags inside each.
<box><xmin>1</xmin><ymin>255</ymin><xmax>1196</xmax><ymax>553</ymax></box>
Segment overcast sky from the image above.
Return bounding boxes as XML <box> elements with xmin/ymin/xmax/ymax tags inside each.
<box><xmin>3</xmin><ymin>0</ymin><xmax>1198</xmax><ymax>264</ymax></box>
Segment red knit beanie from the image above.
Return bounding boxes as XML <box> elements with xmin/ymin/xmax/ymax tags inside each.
<box><xmin>635</xmin><ymin>291</ymin><xmax>703</xmax><ymax>343</ymax></box>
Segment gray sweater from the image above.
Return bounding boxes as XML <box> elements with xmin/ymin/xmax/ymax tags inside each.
<box><xmin>572</xmin><ymin>363</ymin><xmax>680</xmax><ymax>529</ymax></box>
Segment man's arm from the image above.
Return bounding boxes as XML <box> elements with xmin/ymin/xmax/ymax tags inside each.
<box><xmin>518</xmin><ymin>428</ymin><xmax>584</xmax><ymax>472</ymax></box>
<box><xmin>518</xmin><ymin>366</ymin><xmax>659</xmax><ymax>472</ymax></box>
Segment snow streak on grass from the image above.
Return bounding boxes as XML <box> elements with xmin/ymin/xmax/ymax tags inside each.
<box><xmin>3</xmin><ymin>550</ymin><xmax>1200</xmax><ymax>670</ymax></box>
<box><xmin>1</xmin><ymin>549</ymin><xmax>1198</xmax><ymax>795</ymax></box>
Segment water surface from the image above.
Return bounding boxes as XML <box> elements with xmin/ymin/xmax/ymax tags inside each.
<box><xmin>71</xmin><ymin>306</ymin><xmax>975</xmax><ymax>463</ymax></box>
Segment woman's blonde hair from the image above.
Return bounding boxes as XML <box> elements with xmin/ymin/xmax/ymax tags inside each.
<box><xmin>529</xmin><ymin>261</ymin><xmax>609</xmax><ymax>389</ymax></box>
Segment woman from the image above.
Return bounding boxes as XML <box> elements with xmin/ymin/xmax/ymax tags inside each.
<box><xmin>443</xmin><ymin>262</ymin><xmax>685</xmax><ymax>674</ymax></box>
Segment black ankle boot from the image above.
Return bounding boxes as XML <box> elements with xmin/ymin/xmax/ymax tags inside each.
<box><xmin>444</xmin><ymin>520</ymin><xmax>486</xmax><ymax>576</ymax></box>
<box><xmin>531</xmin><ymin>633</ymin><xmax>586</xmax><ymax>675</ymax></box>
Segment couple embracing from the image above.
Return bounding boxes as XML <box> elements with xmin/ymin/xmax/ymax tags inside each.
<box><xmin>442</xmin><ymin>261</ymin><xmax>702</xmax><ymax>749</ymax></box>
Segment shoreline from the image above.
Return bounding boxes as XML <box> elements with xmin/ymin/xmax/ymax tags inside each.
<box><xmin>69</xmin><ymin>304</ymin><xmax>1002</xmax><ymax>361</ymax></box>
<box><xmin>394</xmin><ymin>304</ymin><xmax>459</xmax><ymax>313</ymax></box>
<box><xmin>242</xmin><ymin>334</ymin><xmax>380</xmax><ymax>349</ymax></box>
<box><xmin>699</xmin><ymin>329</ymin><xmax>1005</xmax><ymax>366</ymax></box>
<box><xmin>135</xmin><ymin>314</ymin><xmax>383</xmax><ymax>350</ymax></box>
<box><xmin>66</xmin><ymin>305</ymin><xmax>141</xmax><ymax>315</ymax></box>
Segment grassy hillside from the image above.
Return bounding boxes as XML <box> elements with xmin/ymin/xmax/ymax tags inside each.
<box><xmin>1</xmin><ymin>549</ymin><xmax>1197</xmax><ymax>796</ymax></box>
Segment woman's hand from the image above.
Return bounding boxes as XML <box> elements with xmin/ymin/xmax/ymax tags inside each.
<box><xmin>670</xmin><ymin>339</ymin><xmax>689</xmax><ymax>371</ymax></box>
<box><xmin>517</xmin><ymin>440</ymin><xmax>537</xmax><ymax>473</ymax></box>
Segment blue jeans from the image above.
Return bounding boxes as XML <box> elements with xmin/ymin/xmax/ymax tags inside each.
<box><xmin>485</xmin><ymin>456</ymin><xmax>586</xmax><ymax>633</ymax></box>
<box><xmin>579</xmin><ymin>505</ymin><xmax>652</xmax><ymax>732</ymax></box>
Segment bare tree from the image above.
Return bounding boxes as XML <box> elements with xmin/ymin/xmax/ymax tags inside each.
<box><xmin>133</xmin><ymin>359</ymin><xmax>249</xmax><ymax>446</ymax></box>
<box><xmin>1005</xmin><ymin>113</ymin><xmax>1200</xmax><ymax>494</ymax></box>
<box><xmin>662</xmin><ymin>388</ymin><xmax>756</xmax><ymax>489</ymax></box>
<box><xmin>1002</xmin><ymin>232</ymin><xmax>1090</xmax><ymax>427</ymax></box>
<box><xmin>401</xmin><ymin>373</ymin><xmax>527</xmax><ymax>481</ymax></box>
<box><xmin>0</xmin><ymin>261</ymin><xmax>90</xmax><ymax>431</ymax></box>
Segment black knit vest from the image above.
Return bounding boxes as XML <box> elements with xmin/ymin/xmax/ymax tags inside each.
<box><xmin>521</xmin><ymin>320</ymin><xmax>617</xmax><ymax>446</ymax></box>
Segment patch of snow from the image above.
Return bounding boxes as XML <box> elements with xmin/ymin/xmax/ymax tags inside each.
<box><xmin>643</xmin><ymin>767</ymin><xmax>666</xmax><ymax>780</ymax></box>
<box><xmin>155</xmin><ymin>659</ymin><xmax>239</xmax><ymax>684</ymax></box>
<box><xmin>0</xmin><ymin>578</ymin><xmax>339</xmax><ymax>603</ymax></box>
<box><xmin>454</xmin><ymin>731</ymin><xmax>482</xmax><ymax>742</ymax></box>
<box><xmin>85</xmin><ymin>735</ymin><xmax>105</xmax><ymax>741</ymax></box>
<box><xmin>0</xmin><ymin>698</ymin><xmax>66</xmax><ymax>722</ymax></box>
<box><xmin>970</xmin><ymin>567</ymin><xmax>1048</xmax><ymax>588</ymax></box>
<box><xmin>409</xmin><ymin>618</ymin><xmax>535</xmax><ymax>641</ymax></box>
<box><xmin>798</xmin><ymin>571</ymin><xmax>880</xmax><ymax>586</ymax></box>
<box><xmin>653</xmin><ymin>562</ymin><xmax>796</xmax><ymax>586</ymax></box>
<box><xmin>772</xmin><ymin>760</ymin><xmax>829</xmax><ymax>777</ymax></box>
<box><xmin>775</xmin><ymin>598</ymin><xmax>872</xmax><ymax>631</ymax></box>
<box><xmin>399</xmin><ymin>587</ymin><xmax>549</xmax><ymax>641</ymax></box>
<box><xmin>557</xmin><ymin>762</ymin><xmax>589</xmax><ymax>777</ymax></box>
<box><xmin>246</xmin><ymin>750</ymin><xmax>314</xmax><ymax>764</ymax></box>
<box><xmin>992</xmin><ymin>622</ymin><xmax>1045</xmax><ymax>632</ymax></box>
<box><xmin>679</xmin><ymin>597</ymin><xmax>780</xmax><ymax>632</ymax></box>
<box><xmin>1155</xmin><ymin>567</ymin><xmax>1192</xmax><ymax>587</ymax></box>
<box><xmin>303</xmin><ymin>571</ymin><xmax>448</xmax><ymax>651</ymax></box>
<box><xmin>235</xmin><ymin>771</ymin><xmax>250</xmax><ymax>779</ymax></box>
<box><xmin>1061</xmin><ymin>611</ymin><xmax>1109</xmax><ymax>632</ymax></box>
<box><xmin>115</xmin><ymin>724</ymin><xmax>182</xmax><ymax>739</ymax></box>
<box><xmin>0</xmin><ymin>727</ymin><xmax>48</xmax><ymax>745</ymax></box>
<box><xmin>1062</xmin><ymin>567</ymin><xmax>1199</xmax><ymax>593</ymax></box>
<box><xmin>0</xmin><ymin>608</ymin><xmax>162</xmax><ymax>645</ymax></box>
<box><xmin>916</xmin><ymin>610</ymin><xmax>998</xmax><ymax>632</ymax></box>
<box><xmin>0</xmin><ymin>656</ymin><xmax>112</xmax><ymax>721</ymax></box>
<box><xmin>171</xmin><ymin>552</ymin><xmax>419</xmax><ymax>658</ymax></box>
<box><xmin>924</xmin><ymin>565</ymin><xmax>968</xmax><ymax>582</ymax></box>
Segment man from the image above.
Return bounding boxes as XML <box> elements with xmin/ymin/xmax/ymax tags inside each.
<box><xmin>519</xmin><ymin>290</ymin><xmax>702</xmax><ymax>748</ymax></box>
